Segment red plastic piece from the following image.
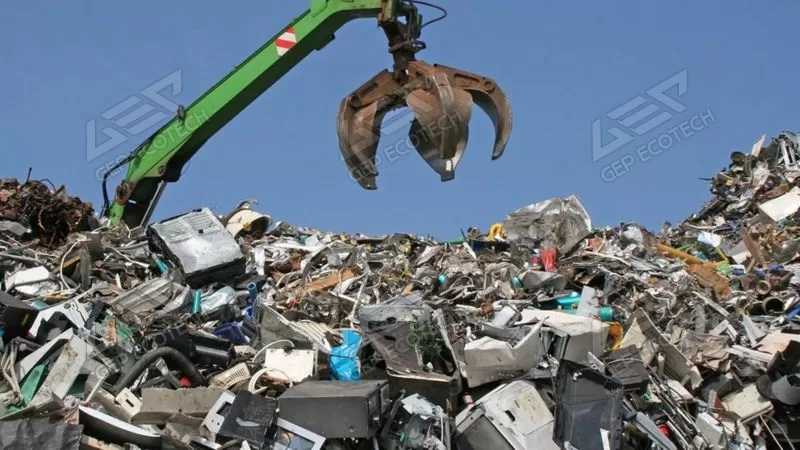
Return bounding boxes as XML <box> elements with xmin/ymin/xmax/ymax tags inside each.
<box><xmin>540</xmin><ymin>248</ymin><xmax>558</xmax><ymax>272</ymax></box>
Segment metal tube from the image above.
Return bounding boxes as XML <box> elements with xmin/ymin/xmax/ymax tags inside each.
<box><xmin>747</xmin><ymin>302</ymin><xmax>766</xmax><ymax>316</ymax></box>
<box><xmin>756</xmin><ymin>280</ymin><xmax>772</xmax><ymax>296</ymax></box>
<box><xmin>764</xmin><ymin>297</ymin><xmax>785</xmax><ymax>314</ymax></box>
<box><xmin>0</xmin><ymin>252</ymin><xmax>41</xmax><ymax>265</ymax></box>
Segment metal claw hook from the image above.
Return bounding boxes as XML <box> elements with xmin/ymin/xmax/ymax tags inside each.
<box><xmin>336</xmin><ymin>60</ymin><xmax>512</xmax><ymax>189</ymax></box>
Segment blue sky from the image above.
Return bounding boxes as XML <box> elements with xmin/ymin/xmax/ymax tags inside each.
<box><xmin>2</xmin><ymin>1</ymin><xmax>799</xmax><ymax>240</ymax></box>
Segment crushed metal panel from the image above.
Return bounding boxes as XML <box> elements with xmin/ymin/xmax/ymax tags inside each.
<box><xmin>15</xmin><ymin>328</ymin><xmax>73</xmax><ymax>381</ymax></box>
<box><xmin>0</xmin><ymin>220</ymin><xmax>30</xmax><ymax>237</ymax></box>
<box><xmin>758</xmin><ymin>186</ymin><xmax>800</xmax><ymax>222</ymax></box>
<box><xmin>455</xmin><ymin>380</ymin><xmax>559</xmax><ymax>450</ymax></box>
<box><xmin>503</xmin><ymin>195</ymin><xmax>592</xmax><ymax>250</ymax></box>
<box><xmin>357</xmin><ymin>291</ymin><xmax>432</xmax><ymax>334</ymax></box>
<box><xmin>464</xmin><ymin>321</ymin><xmax>544</xmax><ymax>388</ymax></box>
<box><xmin>30</xmin><ymin>335</ymin><xmax>90</xmax><ymax>409</ymax></box>
<box><xmin>519</xmin><ymin>270</ymin><xmax>567</xmax><ymax>291</ymax></box>
<box><xmin>518</xmin><ymin>309</ymin><xmax>607</xmax><ymax>364</ymax></box>
<box><xmin>27</xmin><ymin>299</ymin><xmax>86</xmax><ymax>338</ymax></box>
<box><xmin>363</xmin><ymin>314</ymin><xmax>462</xmax><ymax>409</ymax></box>
<box><xmin>675</xmin><ymin>329</ymin><xmax>729</xmax><ymax>370</ymax></box>
<box><xmin>5</xmin><ymin>266</ymin><xmax>59</xmax><ymax>297</ymax></box>
<box><xmin>147</xmin><ymin>208</ymin><xmax>246</xmax><ymax>288</ymax></box>
<box><xmin>258</xmin><ymin>306</ymin><xmax>335</xmax><ymax>353</ymax></box>
<box><xmin>742</xmin><ymin>315</ymin><xmax>766</xmax><ymax>345</ymax></box>
<box><xmin>727</xmin><ymin>240</ymin><xmax>751</xmax><ymax>264</ymax></box>
<box><xmin>621</xmin><ymin>308</ymin><xmax>702</xmax><ymax>389</ymax></box>
<box><xmin>362</xmin><ymin>323</ymin><xmax>428</xmax><ymax>374</ymax></box>
<box><xmin>108</xmin><ymin>277</ymin><xmax>182</xmax><ymax>314</ymax></box>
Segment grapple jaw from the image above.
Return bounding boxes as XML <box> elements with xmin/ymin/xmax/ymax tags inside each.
<box><xmin>337</xmin><ymin>61</ymin><xmax>512</xmax><ymax>189</ymax></box>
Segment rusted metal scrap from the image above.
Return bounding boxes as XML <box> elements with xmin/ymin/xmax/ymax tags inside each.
<box><xmin>0</xmin><ymin>178</ymin><xmax>96</xmax><ymax>248</ymax></box>
<box><xmin>687</xmin><ymin>263</ymin><xmax>732</xmax><ymax>300</ymax></box>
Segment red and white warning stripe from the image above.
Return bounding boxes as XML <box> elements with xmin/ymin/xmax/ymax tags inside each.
<box><xmin>276</xmin><ymin>27</ymin><xmax>297</xmax><ymax>56</ymax></box>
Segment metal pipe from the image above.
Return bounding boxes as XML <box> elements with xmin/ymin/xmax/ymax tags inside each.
<box><xmin>756</xmin><ymin>280</ymin><xmax>772</xmax><ymax>296</ymax></box>
<box><xmin>0</xmin><ymin>252</ymin><xmax>41</xmax><ymax>265</ymax></box>
<box><xmin>747</xmin><ymin>302</ymin><xmax>766</xmax><ymax>316</ymax></box>
<box><xmin>764</xmin><ymin>296</ymin><xmax>785</xmax><ymax>314</ymax></box>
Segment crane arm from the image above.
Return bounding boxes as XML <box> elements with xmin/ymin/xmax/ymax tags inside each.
<box><xmin>104</xmin><ymin>0</ymin><xmax>403</xmax><ymax>228</ymax></box>
<box><xmin>103</xmin><ymin>0</ymin><xmax>514</xmax><ymax>230</ymax></box>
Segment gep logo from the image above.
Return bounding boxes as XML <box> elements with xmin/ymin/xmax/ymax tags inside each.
<box><xmin>592</xmin><ymin>69</ymin><xmax>688</xmax><ymax>161</ymax></box>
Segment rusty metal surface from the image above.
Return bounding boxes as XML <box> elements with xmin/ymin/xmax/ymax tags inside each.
<box><xmin>407</xmin><ymin>77</ymin><xmax>474</xmax><ymax>181</ymax></box>
<box><xmin>336</xmin><ymin>60</ymin><xmax>513</xmax><ymax>189</ymax></box>
<box><xmin>0</xmin><ymin>179</ymin><xmax>95</xmax><ymax>248</ymax></box>
<box><xmin>429</xmin><ymin>64</ymin><xmax>513</xmax><ymax>160</ymax></box>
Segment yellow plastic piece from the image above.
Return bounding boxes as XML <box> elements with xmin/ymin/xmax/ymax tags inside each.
<box><xmin>488</xmin><ymin>223</ymin><xmax>507</xmax><ymax>241</ymax></box>
<box><xmin>607</xmin><ymin>322</ymin><xmax>624</xmax><ymax>350</ymax></box>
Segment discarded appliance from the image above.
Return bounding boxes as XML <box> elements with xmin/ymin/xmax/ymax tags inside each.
<box><xmin>463</xmin><ymin>320</ymin><xmax>545</xmax><ymax>388</ymax></box>
<box><xmin>277</xmin><ymin>380</ymin><xmax>391</xmax><ymax>439</ymax></box>
<box><xmin>454</xmin><ymin>380</ymin><xmax>559</xmax><ymax>450</ymax></box>
<box><xmin>381</xmin><ymin>393</ymin><xmax>450</xmax><ymax>450</ymax></box>
<box><xmin>553</xmin><ymin>360</ymin><xmax>625</xmax><ymax>450</ymax></box>
<box><xmin>518</xmin><ymin>309</ymin><xmax>608</xmax><ymax>364</ymax></box>
<box><xmin>147</xmin><ymin>208</ymin><xmax>246</xmax><ymax>288</ymax></box>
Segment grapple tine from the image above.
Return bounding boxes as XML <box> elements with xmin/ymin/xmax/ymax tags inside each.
<box><xmin>337</xmin><ymin>98</ymin><xmax>382</xmax><ymax>189</ymax></box>
<box><xmin>336</xmin><ymin>70</ymin><xmax>404</xmax><ymax>190</ymax></box>
<box><xmin>427</xmin><ymin>63</ymin><xmax>513</xmax><ymax>160</ymax></box>
<box><xmin>406</xmin><ymin>71</ymin><xmax>460</xmax><ymax>160</ymax></box>
<box><xmin>407</xmin><ymin>87</ymin><xmax>473</xmax><ymax>181</ymax></box>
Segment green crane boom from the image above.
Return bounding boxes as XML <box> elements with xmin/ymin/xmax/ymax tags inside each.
<box><xmin>103</xmin><ymin>0</ymin><xmax>513</xmax><ymax>229</ymax></box>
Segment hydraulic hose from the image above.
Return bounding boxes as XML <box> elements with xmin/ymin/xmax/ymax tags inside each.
<box><xmin>109</xmin><ymin>347</ymin><xmax>205</xmax><ymax>395</ymax></box>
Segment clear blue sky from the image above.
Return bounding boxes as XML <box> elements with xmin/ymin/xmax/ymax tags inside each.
<box><xmin>2</xmin><ymin>1</ymin><xmax>798</xmax><ymax>239</ymax></box>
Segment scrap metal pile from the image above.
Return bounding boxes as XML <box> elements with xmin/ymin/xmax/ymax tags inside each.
<box><xmin>4</xmin><ymin>133</ymin><xmax>800</xmax><ymax>449</ymax></box>
<box><xmin>0</xmin><ymin>178</ymin><xmax>96</xmax><ymax>249</ymax></box>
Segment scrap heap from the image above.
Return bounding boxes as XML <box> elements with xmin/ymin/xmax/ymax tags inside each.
<box><xmin>3</xmin><ymin>133</ymin><xmax>800</xmax><ymax>449</ymax></box>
